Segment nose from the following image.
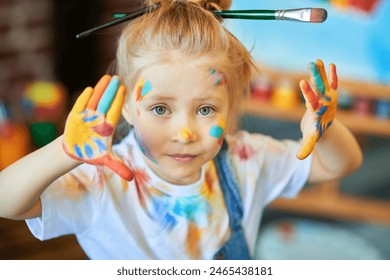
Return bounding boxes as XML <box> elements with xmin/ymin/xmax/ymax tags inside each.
<box><xmin>171</xmin><ymin>120</ymin><xmax>198</xmax><ymax>144</ymax></box>
<box><xmin>178</xmin><ymin>127</ymin><xmax>198</xmax><ymax>143</ymax></box>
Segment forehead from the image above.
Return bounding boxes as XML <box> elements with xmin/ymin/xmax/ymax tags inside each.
<box><xmin>135</xmin><ymin>61</ymin><xmax>228</xmax><ymax>98</ymax></box>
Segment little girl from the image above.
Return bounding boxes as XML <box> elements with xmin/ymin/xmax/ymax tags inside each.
<box><xmin>0</xmin><ymin>0</ymin><xmax>362</xmax><ymax>259</ymax></box>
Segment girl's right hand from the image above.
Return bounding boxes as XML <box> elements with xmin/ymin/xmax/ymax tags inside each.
<box><xmin>62</xmin><ymin>75</ymin><xmax>134</xmax><ymax>181</ymax></box>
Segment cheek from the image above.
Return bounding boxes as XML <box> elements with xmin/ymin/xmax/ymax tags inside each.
<box><xmin>133</xmin><ymin>123</ymin><xmax>164</xmax><ymax>162</ymax></box>
<box><xmin>135</xmin><ymin>126</ymin><xmax>157</xmax><ymax>163</ymax></box>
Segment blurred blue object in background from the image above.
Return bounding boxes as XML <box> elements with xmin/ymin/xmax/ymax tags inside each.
<box><xmin>227</xmin><ymin>0</ymin><xmax>390</xmax><ymax>84</ymax></box>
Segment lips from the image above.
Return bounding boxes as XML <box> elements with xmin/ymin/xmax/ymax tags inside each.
<box><xmin>169</xmin><ymin>154</ymin><xmax>197</xmax><ymax>163</ymax></box>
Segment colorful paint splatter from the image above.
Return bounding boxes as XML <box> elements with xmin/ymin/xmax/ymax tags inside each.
<box><xmin>134</xmin><ymin>130</ymin><xmax>158</xmax><ymax>164</ymax></box>
<box><xmin>180</xmin><ymin>128</ymin><xmax>194</xmax><ymax>142</ymax></box>
<box><xmin>209</xmin><ymin>68</ymin><xmax>227</xmax><ymax>87</ymax></box>
<box><xmin>135</xmin><ymin>77</ymin><xmax>152</xmax><ymax>101</ymax></box>
<box><xmin>62</xmin><ymin>75</ymin><xmax>133</xmax><ymax>180</ymax></box>
<box><xmin>129</xmin><ymin>160</ymin><xmax>223</xmax><ymax>258</ymax></box>
<box><xmin>297</xmin><ymin>59</ymin><xmax>337</xmax><ymax>160</ymax></box>
<box><xmin>308</xmin><ymin>61</ymin><xmax>336</xmax><ymax>138</ymax></box>
<box><xmin>209</xmin><ymin>118</ymin><xmax>226</xmax><ymax>146</ymax></box>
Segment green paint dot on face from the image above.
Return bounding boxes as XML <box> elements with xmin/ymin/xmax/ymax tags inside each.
<box><xmin>209</xmin><ymin>125</ymin><xmax>224</xmax><ymax>139</ymax></box>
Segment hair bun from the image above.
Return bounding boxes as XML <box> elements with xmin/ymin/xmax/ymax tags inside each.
<box><xmin>141</xmin><ymin>0</ymin><xmax>158</xmax><ymax>6</ymax></box>
<box><xmin>202</xmin><ymin>0</ymin><xmax>232</xmax><ymax>11</ymax></box>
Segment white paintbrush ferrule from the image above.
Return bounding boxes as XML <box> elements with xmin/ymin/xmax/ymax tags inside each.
<box><xmin>275</xmin><ymin>8</ymin><xmax>312</xmax><ymax>22</ymax></box>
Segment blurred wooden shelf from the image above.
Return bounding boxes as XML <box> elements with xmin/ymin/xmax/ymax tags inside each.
<box><xmin>241</xmin><ymin>99</ymin><xmax>390</xmax><ymax>138</ymax></box>
<box><xmin>256</xmin><ymin>65</ymin><xmax>390</xmax><ymax>101</ymax></box>
<box><xmin>268</xmin><ymin>182</ymin><xmax>390</xmax><ymax>225</ymax></box>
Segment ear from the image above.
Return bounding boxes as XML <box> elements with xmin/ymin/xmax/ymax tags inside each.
<box><xmin>122</xmin><ymin>103</ymin><xmax>133</xmax><ymax>125</ymax></box>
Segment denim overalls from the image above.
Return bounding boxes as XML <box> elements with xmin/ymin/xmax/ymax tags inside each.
<box><xmin>212</xmin><ymin>145</ymin><xmax>252</xmax><ymax>260</ymax></box>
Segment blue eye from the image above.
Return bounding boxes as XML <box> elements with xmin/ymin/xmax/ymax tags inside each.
<box><xmin>198</xmin><ymin>106</ymin><xmax>215</xmax><ymax>116</ymax></box>
<box><xmin>152</xmin><ymin>106</ymin><xmax>169</xmax><ymax>116</ymax></box>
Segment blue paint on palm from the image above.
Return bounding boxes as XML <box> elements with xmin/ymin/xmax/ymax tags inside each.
<box><xmin>318</xmin><ymin>123</ymin><xmax>323</xmax><ymax>137</ymax></box>
<box><xmin>84</xmin><ymin>143</ymin><xmax>93</xmax><ymax>158</ymax></box>
<box><xmin>83</xmin><ymin>115</ymin><xmax>99</xmax><ymax>122</ymax></box>
<box><xmin>75</xmin><ymin>145</ymin><xmax>83</xmax><ymax>158</ymax></box>
<box><xmin>94</xmin><ymin>138</ymin><xmax>106</xmax><ymax>152</ymax></box>
<box><xmin>317</xmin><ymin>106</ymin><xmax>327</xmax><ymax>116</ymax></box>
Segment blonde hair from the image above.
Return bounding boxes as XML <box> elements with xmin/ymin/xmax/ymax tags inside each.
<box><xmin>116</xmin><ymin>0</ymin><xmax>255</xmax><ymax>132</ymax></box>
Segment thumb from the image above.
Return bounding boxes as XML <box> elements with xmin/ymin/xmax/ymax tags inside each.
<box><xmin>296</xmin><ymin>134</ymin><xmax>317</xmax><ymax>160</ymax></box>
<box><xmin>104</xmin><ymin>154</ymin><xmax>134</xmax><ymax>181</ymax></box>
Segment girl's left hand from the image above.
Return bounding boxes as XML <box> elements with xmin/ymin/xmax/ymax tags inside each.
<box><xmin>297</xmin><ymin>59</ymin><xmax>338</xmax><ymax>160</ymax></box>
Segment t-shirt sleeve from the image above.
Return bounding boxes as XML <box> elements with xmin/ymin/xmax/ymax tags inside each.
<box><xmin>226</xmin><ymin>131</ymin><xmax>312</xmax><ymax>206</ymax></box>
<box><xmin>25</xmin><ymin>164</ymin><xmax>104</xmax><ymax>241</ymax></box>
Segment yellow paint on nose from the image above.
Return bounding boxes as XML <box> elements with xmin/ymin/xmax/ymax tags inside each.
<box><xmin>181</xmin><ymin>128</ymin><xmax>193</xmax><ymax>141</ymax></box>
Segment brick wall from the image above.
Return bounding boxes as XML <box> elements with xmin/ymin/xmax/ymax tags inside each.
<box><xmin>0</xmin><ymin>0</ymin><xmax>55</xmax><ymax>111</ymax></box>
<box><xmin>0</xmin><ymin>0</ymin><xmax>142</xmax><ymax>118</ymax></box>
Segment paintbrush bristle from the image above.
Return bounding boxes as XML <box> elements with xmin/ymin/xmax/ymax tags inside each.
<box><xmin>310</xmin><ymin>8</ymin><xmax>327</xmax><ymax>23</ymax></box>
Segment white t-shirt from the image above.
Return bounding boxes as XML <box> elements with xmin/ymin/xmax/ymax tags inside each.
<box><xmin>26</xmin><ymin>130</ymin><xmax>311</xmax><ymax>259</ymax></box>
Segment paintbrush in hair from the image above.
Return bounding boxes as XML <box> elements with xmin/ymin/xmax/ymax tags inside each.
<box><xmin>76</xmin><ymin>3</ymin><xmax>160</xmax><ymax>39</ymax></box>
<box><xmin>213</xmin><ymin>8</ymin><xmax>327</xmax><ymax>23</ymax></box>
<box><xmin>76</xmin><ymin>6</ymin><xmax>327</xmax><ymax>39</ymax></box>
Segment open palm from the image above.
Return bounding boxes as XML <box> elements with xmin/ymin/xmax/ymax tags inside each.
<box><xmin>62</xmin><ymin>75</ymin><xmax>133</xmax><ymax>181</ymax></box>
<box><xmin>297</xmin><ymin>59</ymin><xmax>338</xmax><ymax>160</ymax></box>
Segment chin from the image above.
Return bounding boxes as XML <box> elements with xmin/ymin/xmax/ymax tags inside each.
<box><xmin>153</xmin><ymin>160</ymin><xmax>204</xmax><ymax>184</ymax></box>
<box><xmin>164</xmin><ymin>168</ymin><xmax>201</xmax><ymax>185</ymax></box>
<box><xmin>147</xmin><ymin>153</ymin><xmax>214</xmax><ymax>184</ymax></box>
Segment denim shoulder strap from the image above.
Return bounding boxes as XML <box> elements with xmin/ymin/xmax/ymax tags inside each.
<box><xmin>213</xmin><ymin>146</ymin><xmax>251</xmax><ymax>259</ymax></box>
<box><xmin>214</xmin><ymin>149</ymin><xmax>243</xmax><ymax>230</ymax></box>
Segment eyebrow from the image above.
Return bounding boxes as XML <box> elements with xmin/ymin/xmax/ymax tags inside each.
<box><xmin>142</xmin><ymin>93</ymin><xmax>225</xmax><ymax>103</ymax></box>
<box><xmin>193</xmin><ymin>95</ymin><xmax>225</xmax><ymax>102</ymax></box>
<box><xmin>141</xmin><ymin>95</ymin><xmax>175</xmax><ymax>102</ymax></box>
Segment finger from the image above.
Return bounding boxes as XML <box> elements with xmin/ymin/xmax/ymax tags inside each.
<box><xmin>315</xmin><ymin>59</ymin><xmax>330</xmax><ymax>92</ymax></box>
<box><xmin>308</xmin><ymin>61</ymin><xmax>326</xmax><ymax>96</ymax></box>
<box><xmin>87</xmin><ymin>75</ymin><xmax>112</xmax><ymax>110</ymax></box>
<box><xmin>71</xmin><ymin>87</ymin><xmax>93</xmax><ymax>113</ymax></box>
<box><xmin>296</xmin><ymin>134</ymin><xmax>318</xmax><ymax>160</ymax></box>
<box><xmin>97</xmin><ymin>75</ymin><xmax>120</xmax><ymax>114</ymax></box>
<box><xmin>104</xmin><ymin>155</ymin><xmax>134</xmax><ymax>181</ymax></box>
<box><xmin>328</xmin><ymin>63</ymin><xmax>338</xmax><ymax>90</ymax></box>
<box><xmin>106</xmin><ymin>85</ymin><xmax>126</xmax><ymax>126</ymax></box>
<box><xmin>299</xmin><ymin>80</ymin><xmax>320</xmax><ymax>111</ymax></box>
